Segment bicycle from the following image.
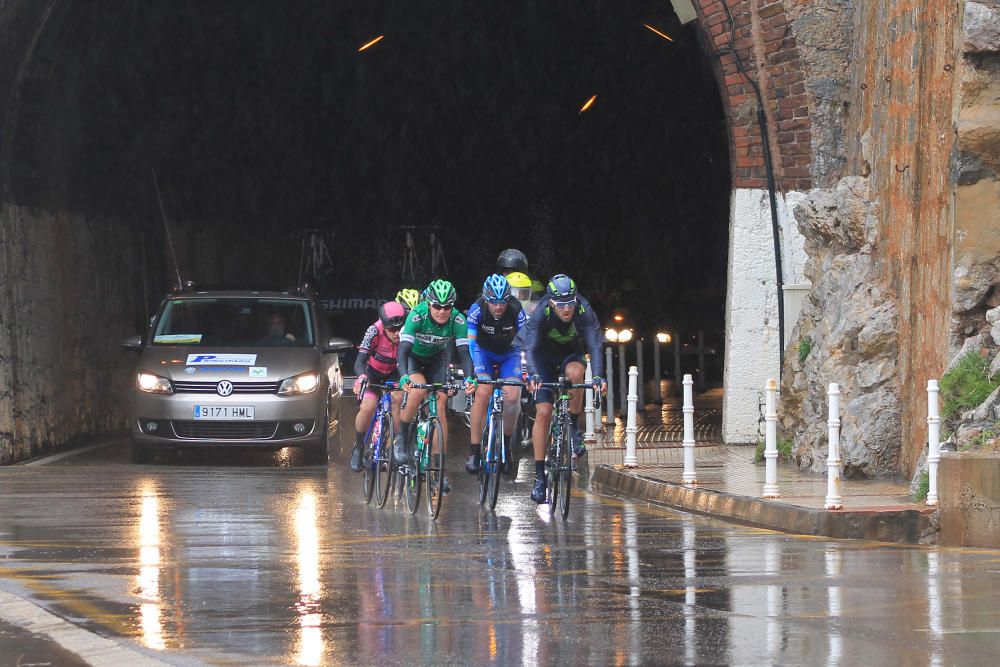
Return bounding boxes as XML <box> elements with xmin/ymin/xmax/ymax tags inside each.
<box><xmin>475</xmin><ymin>379</ymin><xmax>525</xmax><ymax>510</ymax></box>
<box><xmin>397</xmin><ymin>381</ymin><xmax>458</xmax><ymax>519</ymax></box>
<box><xmin>533</xmin><ymin>377</ymin><xmax>601</xmax><ymax>519</ymax></box>
<box><xmin>356</xmin><ymin>379</ymin><xmax>398</xmax><ymax>508</ymax></box>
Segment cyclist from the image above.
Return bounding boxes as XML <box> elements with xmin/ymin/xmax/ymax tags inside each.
<box><xmin>464</xmin><ymin>274</ymin><xmax>527</xmax><ymax>475</ymax></box>
<box><xmin>395</xmin><ymin>287</ymin><xmax>421</xmax><ymax>312</ymax></box>
<box><xmin>393</xmin><ymin>279</ymin><xmax>477</xmax><ymax>493</ymax></box>
<box><xmin>523</xmin><ymin>274</ymin><xmax>606</xmax><ymax>504</ymax></box>
<box><xmin>349</xmin><ymin>301</ymin><xmax>407</xmax><ymax>471</ymax></box>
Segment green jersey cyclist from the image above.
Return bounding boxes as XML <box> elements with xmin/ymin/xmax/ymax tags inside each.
<box><xmin>393</xmin><ymin>279</ymin><xmax>477</xmax><ymax>493</ymax></box>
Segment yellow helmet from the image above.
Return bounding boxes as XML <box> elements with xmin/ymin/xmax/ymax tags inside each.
<box><xmin>395</xmin><ymin>288</ymin><xmax>421</xmax><ymax>311</ymax></box>
<box><xmin>506</xmin><ymin>271</ymin><xmax>531</xmax><ymax>288</ymax></box>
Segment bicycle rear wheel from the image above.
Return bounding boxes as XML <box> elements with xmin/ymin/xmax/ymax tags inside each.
<box><xmin>557</xmin><ymin>424</ymin><xmax>572</xmax><ymax>519</ymax></box>
<box><xmin>487</xmin><ymin>429</ymin><xmax>502</xmax><ymax>510</ymax></box>
<box><xmin>425</xmin><ymin>419</ymin><xmax>446</xmax><ymax>519</ymax></box>
<box><xmin>374</xmin><ymin>415</ymin><xmax>394</xmax><ymax>508</ymax></box>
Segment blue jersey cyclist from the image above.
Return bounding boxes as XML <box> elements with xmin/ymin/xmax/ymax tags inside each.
<box><xmin>464</xmin><ymin>274</ymin><xmax>528</xmax><ymax>476</ymax></box>
<box><xmin>523</xmin><ymin>274</ymin><xmax>606</xmax><ymax>504</ymax></box>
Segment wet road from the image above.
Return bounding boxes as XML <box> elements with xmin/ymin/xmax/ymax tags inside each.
<box><xmin>0</xmin><ymin>429</ymin><xmax>998</xmax><ymax>665</ymax></box>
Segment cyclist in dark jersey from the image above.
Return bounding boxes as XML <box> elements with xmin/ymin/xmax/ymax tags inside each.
<box><xmin>464</xmin><ymin>274</ymin><xmax>527</xmax><ymax>475</ymax></box>
<box><xmin>523</xmin><ymin>274</ymin><xmax>606</xmax><ymax>504</ymax></box>
<box><xmin>393</xmin><ymin>279</ymin><xmax>477</xmax><ymax>492</ymax></box>
<box><xmin>349</xmin><ymin>301</ymin><xmax>406</xmax><ymax>471</ymax></box>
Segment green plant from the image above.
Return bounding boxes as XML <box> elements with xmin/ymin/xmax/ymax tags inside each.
<box><xmin>754</xmin><ymin>437</ymin><xmax>793</xmax><ymax>464</ymax></box>
<box><xmin>797</xmin><ymin>336</ymin><xmax>812</xmax><ymax>364</ymax></box>
<box><xmin>912</xmin><ymin>469</ymin><xmax>929</xmax><ymax>503</ymax></box>
<box><xmin>940</xmin><ymin>352</ymin><xmax>1000</xmax><ymax>431</ymax></box>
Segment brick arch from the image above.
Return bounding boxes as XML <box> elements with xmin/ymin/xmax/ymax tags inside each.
<box><xmin>693</xmin><ymin>1</ymin><xmax>813</xmax><ymax>193</ymax></box>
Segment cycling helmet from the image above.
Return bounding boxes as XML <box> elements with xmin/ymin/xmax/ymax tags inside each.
<box><xmin>395</xmin><ymin>288</ymin><xmax>421</xmax><ymax>311</ymax></box>
<box><xmin>379</xmin><ymin>301</ymin><xmax>407</xmax><ymax>329</ymax></box>
<box><xmin>547</xmin><ymin>274</ymin><xmax>577</xmax><ymax>301</ymax></box>
<box><xmin>506</xmin><ymin>272</ymin><xmax>531</xmax><ymax>289</ymax></box>
<box><xmin>482</xmin><ymin>274</ymin><xmax>511</xmax><ymax>303</ymax></box>
<box><xmin>496</xmin><ymin>248</ymin><xmax>529</xmax><ymax>273</ymax></box>
<box><xmin>424</xmin><ymin>279</ymin><xmax>457</xmax><ymax>306</ymax></box>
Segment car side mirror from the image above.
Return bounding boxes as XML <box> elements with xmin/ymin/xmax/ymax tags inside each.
<box><xmin>324</xmin><ymin>336</ymin><xmax>353</xmax><ymax>353</ymax></box>
<box><xmin>121</xmin><ymin>334</ymin><xmax>143</xmax><ymax>351</ymax></box>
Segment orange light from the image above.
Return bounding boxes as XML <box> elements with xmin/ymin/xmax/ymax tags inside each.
<box><xmin>358</xmin><ymin>35</ymin><xmax>384</xmax><ymax>52</ymax></box>
<box><xmin>613</xmin><ymin>314</ymin><xmax>624</xmax><ymax>322</ymax></box>
<box><xmin>579</xmin><ymin>94</ymin><xmax>597</xmax><ymax>114</ymax></box>
<box><xmin>643</xmin><ymin>23</ymin><xmax>674</xmax><ymax>42</ymax></box>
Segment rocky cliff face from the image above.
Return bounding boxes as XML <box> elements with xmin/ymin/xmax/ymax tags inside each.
<box><xmin>780</xmin><ymin>177</ymin><xmax>901</xmax><ymax>477</ymax></box>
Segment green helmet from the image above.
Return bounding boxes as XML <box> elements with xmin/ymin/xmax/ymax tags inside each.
<box><xmin>424</xmin><ymin>279</ymin><xmax>456</xmax><ymax>306</ymax></box>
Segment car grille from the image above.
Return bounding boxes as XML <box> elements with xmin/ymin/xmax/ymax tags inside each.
<box><xmin>172</xmin><ymin>381</ymin><xmax>281</xmax><ymax>394</ymax></box>
<box><xmin>171</xmin><ymin>421</ymin><xmax>279</xmax><ymax>440</ymax></box>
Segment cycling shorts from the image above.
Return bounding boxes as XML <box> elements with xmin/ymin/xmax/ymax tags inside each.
<box><xmin>406</xmin><ymin>351</ymin><xmax>450</xmax><ymax>386</ymax></box>
<box><xmin>476</xmin><ymin>348</ymin><xmax>522</xmax><ymax>381</ymax></box>
<box><xmin>361</xmin><ymin>367</ymin><xmax>400</xmax><ymax>402</ymax></box>
<box><xmin>533</xmin><ymin>351</ymin><xmax>587</xmax><ymax>405</ymax></box>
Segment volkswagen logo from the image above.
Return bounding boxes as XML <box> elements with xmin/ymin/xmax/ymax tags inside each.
<box><xmin>216</xmin><ymin>380</ymin><xmax>234</xmax><ymax>397</ymax></box>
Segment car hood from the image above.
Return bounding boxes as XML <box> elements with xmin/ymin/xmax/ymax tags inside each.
<box><xmin>140</xmin><ymin>346</ymin><xmax>322</xmax><ymax>383</ymax></box>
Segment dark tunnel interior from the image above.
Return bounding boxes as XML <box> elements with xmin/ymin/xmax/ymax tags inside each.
<box><xmin>6</xmin><ymin>1</ymin><xmax>730</xmax><ymax>348</ymax></box>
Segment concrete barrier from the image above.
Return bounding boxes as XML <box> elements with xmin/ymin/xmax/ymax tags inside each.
<box><xmin>939</xmin><ymin>451</ymin><xmax>1000</xmax><ymax>549</ymax></box>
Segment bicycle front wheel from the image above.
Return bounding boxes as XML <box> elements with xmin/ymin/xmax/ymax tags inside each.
<box><xmin>487</xmin><ymin>429</ymin><xmax>502</xmax><ymax>510</ymax></box>
<box><xmin>361</xmin><ymin>426</ymin><xmax>377</xmax><ymax>505</ymax></box>
<box><xmin>557</xmin><ymin>424</ymin><xmax>572</xmax><ymax>519</ymax></box>
<box><xmin>404</xmin><ymin>428</ymin><xmax>421</xmax><ymax>514</ymax></box>
<box><xmin>477</xmin><ymin>423</ymin><xmax>490</xmax><ymax>505</ymax></box>
<box><xmin>546</xmin><ymin>427</ymin><xmax>559</xmax><ymax>515</ymax></box>
<box><xmin>374</xmin><ymin>415</ymin><xmax>394</xmax><ymax>508</ymax></box>
<box><xmin>425</xmin><ymin>419</ymin><xmax>446</xmax><ymax>519</ymax></box>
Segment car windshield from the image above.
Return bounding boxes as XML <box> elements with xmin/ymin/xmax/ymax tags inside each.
<box><xmin>152</xmin><ymin>298</ymin><xmax>314</xmax><ymax>347</ymax></box>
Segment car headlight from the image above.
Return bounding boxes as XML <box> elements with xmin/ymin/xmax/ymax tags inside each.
<box><xmin>278</xmin><ymin>371</ymin><xmax>320</xmax><ymax>396</ymax></box>
<box><xmin>137</xmin><ymin>372</ymin><xmax>173</xmax><ymax>395</ymax></box>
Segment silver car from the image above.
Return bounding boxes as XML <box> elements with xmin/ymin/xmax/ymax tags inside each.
<box><xmin>123</xmin><ymin>290</ymin><xmax>352</xmax><ymax>464</ymax></box>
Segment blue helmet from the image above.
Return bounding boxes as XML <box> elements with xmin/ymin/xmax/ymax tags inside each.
<box><xmin>547</xmin><ymin>274</ymin><xmax>577</xmax><ymax>301</ymax></box>
<box><xmin>482</xmin><ymin>273</ymin><xmax>511</xmax><ymax>304</ymax></box>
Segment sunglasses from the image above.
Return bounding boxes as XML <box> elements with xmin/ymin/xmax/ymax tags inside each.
<box><xmin>386</xmin><ymin>325</ymin><xmax>402</xmax><ymax>332</ymax></box>
<box><xmin>552</xmin><ymin>298</ymin><xmax>577</xmax><ymax>308</ymax></box>
<box><xmin>485</xmin><ymin>297</ymin><xmax>507</xmax><ymax>305</ymax></box>
<box><xmin>429</xmin><ymin>302</ymin><xmax>453</xmax><ymax>311</ymax></box>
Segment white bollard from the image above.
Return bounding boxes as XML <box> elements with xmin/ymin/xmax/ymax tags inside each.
<box><xmin>824</xmin><ymin>383</ymin><xmax>843</xmax><ymax>510</ymax></box>
<box><xmin>636</xmin><ymin>339</ymin><xmax>645</xmax><ymax>409</ymax></box>
<box><xmin>682</xmin><ymin>374</ymin><xmax>697</xmax><ymax>484</ymax></box>
<box><xmin>624</xmin><ymin>366</ymin><xmax>638</xmax><ymax>467</ymax></box>
<box><xmin>618</xmin><ymin>344</ymin><xmax>628</xmax><ymax>414</ymax></box>
<box><xmin>653</xmin><ymin>337</ymin><xmax>662</xmax><ymax>403</ymax></box>
<box><xmin>927</xmin><ymin>379</ymin><xmax>941</xmax><ymax>506</ymax></box>
<box><xmin>604</xmin><ymin>346</ymin><xmax>614</xmax><ymax>422</ymax></box>
<box><xmin>763</xmin><ymin>378</ymin><xmax>780</xmax><ymax>498</ymax></box>
<box><xmin>584</xmin><ymin>361</ymin><xmax>595</xmax><ymax>442</ymax></box>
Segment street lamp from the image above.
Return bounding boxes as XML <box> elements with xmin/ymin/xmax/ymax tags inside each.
<box><xmin>605</xmin><ymin>328</ymin><xmax>619</xmax><ymax>342</ymax></box>
<box><xmin>656</xmin><ymin>332</ymin><xmax>671</xmax><ymax>344</ymax></box>
<box><xmin>618</xmin><ymin>328</ymin><xmax>634</xmax><ymax>343</ymax></box>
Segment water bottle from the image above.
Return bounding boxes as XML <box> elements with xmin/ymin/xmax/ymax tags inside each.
<box><xmin>416</xmin><ymin>420</ymin><xmax>427</xmax><ymax>448</ymax></box>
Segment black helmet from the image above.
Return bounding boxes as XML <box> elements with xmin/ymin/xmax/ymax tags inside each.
<box><xmin>496</xmin><ymin>248</ymin><xmax>528</xmax><ymax>273</ymax></box>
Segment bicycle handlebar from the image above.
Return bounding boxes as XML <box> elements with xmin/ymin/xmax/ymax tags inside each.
<box><xmin>399</xmin><ymin>381</ymin><xmax>463</xmax><ymax>410</ymax></box>
<box><xmin>530</xmin><ymin>378</ymin><xmax>603</xmax><ymax>410</ymax></box>
<box><xmin>354</xmin><ymin>379</ymin><xmax>399</xmax><ymax>404</ymax></box>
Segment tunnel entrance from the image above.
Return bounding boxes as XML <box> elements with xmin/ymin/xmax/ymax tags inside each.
<box><xmin>5</xmin><ymin>0</ymin><xmax>730</xmax><ymax>343</ymax></box>
<box><xmin>1</xmin><ymin>1</ymin><xmax>737</xmax><ymax>460</ymax></box>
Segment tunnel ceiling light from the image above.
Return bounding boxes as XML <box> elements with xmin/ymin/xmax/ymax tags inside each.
<box><xmin>579</xmin><ymin>94</ymin><xmax>598</xmax><ymax>114</ymax></box>
<box><xmin>605</xmin><ymin>328</ymin><xmax>619</xmax><ymax>342</ymax></box>
<box><xmin>643</xmin><ymin>23</ymin><xmax>675</xmax><ymax>42</ymax></box>
<box><xmin>358</xmin><ymin>35</ymin><xmax>385</xmax><ymax>52</ymax></box>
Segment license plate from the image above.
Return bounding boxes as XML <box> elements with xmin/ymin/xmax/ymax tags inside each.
<box><xmin>194</xmin><ymin>405</ymin><xmax>255</xmax><ymax>420</ymax></box>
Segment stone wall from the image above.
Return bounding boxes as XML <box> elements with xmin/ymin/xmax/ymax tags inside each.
<box><xmin>0</xmin><ymin>205</ymin><xmax>146</xmax><ymax>462</ymax></box>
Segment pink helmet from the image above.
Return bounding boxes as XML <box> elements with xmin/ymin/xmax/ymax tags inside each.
<box><xmin>379</xmin><ymin>301</ymin><xmax>407</xmax><ymax>329</ymax></box>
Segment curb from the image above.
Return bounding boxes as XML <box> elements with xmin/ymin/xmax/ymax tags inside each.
<box><xmin>586</xmin><ymin>464</ymin><xmax>938</xmax><ymax>545</ymax></box>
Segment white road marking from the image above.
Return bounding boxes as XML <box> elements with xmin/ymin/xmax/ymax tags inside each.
<box><xmin>22</xmin><ymin>440</ymin><xmax>122</xmax><ymax>467</ymax></box>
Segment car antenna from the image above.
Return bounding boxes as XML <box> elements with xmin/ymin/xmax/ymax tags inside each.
<box><xmin>150</xmin><ymin>165</ymin><xmax>184</xmax><ymax>292</ymax></box>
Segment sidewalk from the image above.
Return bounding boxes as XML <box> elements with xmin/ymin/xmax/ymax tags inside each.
<box><xmin>580</xmin><ymin>386</ymin><xmax>937</xmax><ymax>545</ymax></box>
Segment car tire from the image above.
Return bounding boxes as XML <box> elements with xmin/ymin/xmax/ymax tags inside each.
<box><xmin>131</xmin><ymin>438</ymin><xmax>152</xmax><ymax>464</ymax></box>
<box><xmin>303</xmin><ymin>413</ymin><xmax>330</xmax><ymax>466</ymax></box>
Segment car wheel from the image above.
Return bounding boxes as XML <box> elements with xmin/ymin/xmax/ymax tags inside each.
<box><xmin>131</xmin><ymin>438</ymin><xmax>152</xmax><ymax>464</ymax></box>
<box><xmin>303</xmin><ymin>413</ymin><xmax>330</xmax><ymax>466</ymax></box>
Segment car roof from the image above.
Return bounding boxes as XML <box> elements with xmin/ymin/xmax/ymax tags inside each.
<box><xmin>166</xmin><ymin>290</ymin><xmax>312</xmax><ymax>301</ymax></box>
